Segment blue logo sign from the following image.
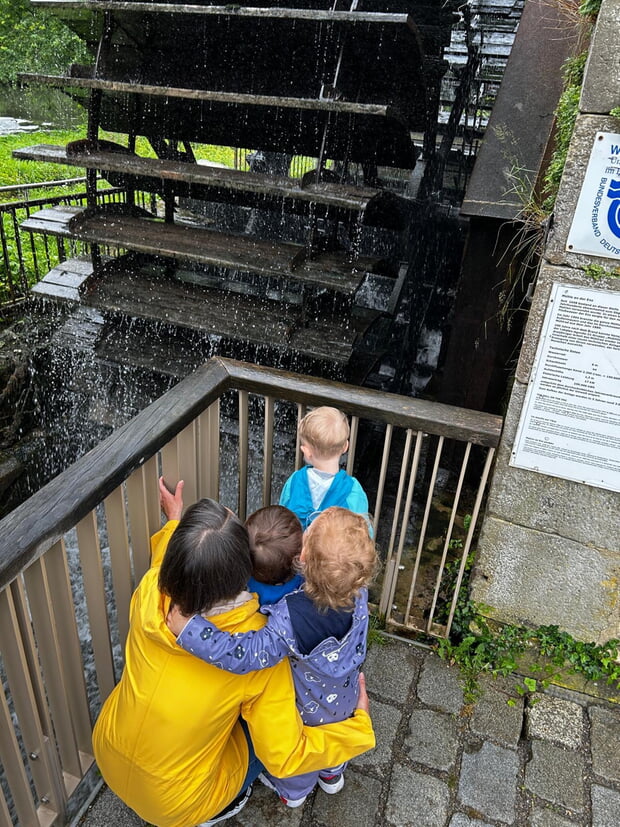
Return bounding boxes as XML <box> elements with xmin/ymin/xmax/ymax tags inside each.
<box><xmin>607</xmin><ymin>179</ymin><xmax>620</xmax><ymax>238</ymax></box>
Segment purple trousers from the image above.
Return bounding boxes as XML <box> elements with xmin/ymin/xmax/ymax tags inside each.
<box><xmin>265</xmin><ymin>762</ymin><xmax>346</xmax><ymax>801</ymax></box>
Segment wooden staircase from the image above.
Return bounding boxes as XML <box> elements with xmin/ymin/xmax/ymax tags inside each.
<box><xmin>16</xmin><ymin>0</ymin><xmax>457</xmax><ymax>379</ymax></box>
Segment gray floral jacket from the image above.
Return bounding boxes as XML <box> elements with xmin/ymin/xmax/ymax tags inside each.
<box><xmin>176</xmin><ymin>588</ymin><xmax>369</xmax><ymax>726</ymax></box>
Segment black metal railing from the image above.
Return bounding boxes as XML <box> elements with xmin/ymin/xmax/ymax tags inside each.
<box><xmin>0</xmin><ymin>184</ymin><xmax>154</xmax><ymax>305</ymax></box>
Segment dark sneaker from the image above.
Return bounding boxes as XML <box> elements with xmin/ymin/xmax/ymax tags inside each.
<box><xmin>318</xmin><ymin>772</ymin><xmax>344</xmax><ymax>794</ymax></box>
<box><xmin>258</xmin><ymin>772</ymin><xmax>308</xmax><ymax>809</ymax></box>
<box><xmin>198</xmin><ymin>783</ymin><xmax>253</xmax><ymax>825</ymax></box>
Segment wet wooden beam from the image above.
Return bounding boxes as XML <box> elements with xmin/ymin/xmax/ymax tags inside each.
<box><xmin>20</xmin><ymin>73</ymin><xmax>400</xmax><ymax>118</ymax></box>
<box><xmin>84</xmin><ymin>265</ymin><xmax>358</xmax><ymax>365</ymax></box>
<box><xmin>13</xmin><ymin>144</ymin><xmax>409</xmax><ymax>226</ymax></box>
<box><xmin>21</xmin><ymin>206</ymin><xmax>380</xmax><ymax>294</ymax></box>
<box><xmin>31</xmin><ymin>0</ymin><xmax>417</xmax><ymax>29</ymax></box>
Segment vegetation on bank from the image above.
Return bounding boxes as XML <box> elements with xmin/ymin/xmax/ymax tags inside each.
<box><xmin>539</xmin><ymin>51</ymin><xmax>587</xmax><ymax>215</ymax></box>
<box><xmin>0</xmin><ymin>0</ymin><xmax>88</xmax><ymax>84</ymax></box>
<box><xmin>435</xmin><ymin>554</ymin><xmax>620</xmax><ymax>703</ymax></box>
<box><xmin>1</xmin><ymin>131</ymin><xmax>90</xmax><ymax>199</ymax></box>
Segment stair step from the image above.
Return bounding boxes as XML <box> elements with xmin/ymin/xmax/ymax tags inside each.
<box><xmin>20</xmin><ymin>74</ymin><xmax>419</xmax><ymax>166</ymax></box>
<box><xmin>13</xmin><ymin>144</ymin><xmax>410</xmax><ymax>227</ymax></box>
<box><xmin>21</xmin><ymin>73</ymin><xmax>402</xmax><ymax>118</ymax></box>
<box><xmin>21</xmin><ymin>206</ymin><xmax>384</xmax><ymax>295</ymax></box>
<box><xmin>85</xmin><ymin>262</ymin><xmax>360</xmax><ymax>366</ymax></box>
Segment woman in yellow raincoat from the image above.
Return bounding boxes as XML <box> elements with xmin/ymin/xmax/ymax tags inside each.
<box><xmin>92</xmin><ymin>479</ymin><xmax>374</xmax><ymax>827</ymax></box>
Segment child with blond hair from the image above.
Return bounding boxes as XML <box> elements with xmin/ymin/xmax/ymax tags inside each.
<box><xmin>280</xmin><ymin>406</ymin><xmax>369</xmax><ymax>529</ymax></box>
<box><xmin>167</xmin><ymin>506</ymin><xmax>378</xmax><ymax>809</ymax></box>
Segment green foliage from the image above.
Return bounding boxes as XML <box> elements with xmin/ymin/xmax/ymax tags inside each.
<box><xmin>582</xmin><ymin>263</ymin><xmax>620</xmax><ymax>280</ymax></box>
<box><xmin>368</xmin><ymin>613</ymin><xmax>387</xmax><ymax>647</ymax></box>
<box><xmin>436</xmin><ymin>609</ymin><xmax>529</xmax><ymax>702</ymax></box>
<box><xmin>0</xmin><ymin>0</ymin><xmax>89</xmax><ymax>84</ymax></box>
<box><xmin>436</xmin><ymin>563</ymin><xmax>620</xmax><ymax>702</ymax></box>
<box><xmin>536</xmin><ymin>625</ymin><xmax>620</xmax><ymax>683</ymax></box>
<box><xmin>541</xmin><ymin>52</ymin><xmax>587</xmax><ymax>214</ymax></box>
<box><xmin>579</xmin><ymin>0</ymin><xmax>602</xmax><ymax>17</ymax></box>
<box><xmin>611</xmin><ymin>107</ymin><xmax>620</xmax><ymax>120</ymax></box>
<box><xmin>0</xmin><ymin>131</ymin><xmax>89</xmax><ymax>201</ymax></box>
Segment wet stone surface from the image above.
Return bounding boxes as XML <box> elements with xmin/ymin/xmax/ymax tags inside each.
<box><xmin>525</xmin><ymin>741</ymin><xmax>586</xmax><ymax>813</ymax></box>
<box><xmin>469</xmin><ymin>675</ymin><xmax>524</xmax><ymax>748</ymax></box>
<box><xmin>458</xmin><ymin>741</ymin><xmax>519</xmax><ymax>823</ymax></box>
<box><xmin>79</xmin><ymin>639</ymin><xmax>620</xmax><ymax>827</ymax></box>
<box><xmin>416</xmin><ymin>652</ymin><xmax>464</xmax><ymax>713</ymax></box>
<box><xmin>589</xmin><ymin>705</ymin><xmax>620</xmax><ymax>784</ymax></box>
<box><xmin>404</xmin><ymin>708</ymin><xmax>459</xmax><ymax>772</ymax></box>
<box><xmin>528</xmin><ymin>805</ymin><xmax>581</xmax><ymax>827</ymax></box>
<box><xmin>526</xmin><ymin>694</ymin><xmax>585</xmax><ymax>749</ymax></box>
<box><xmin>590</xmin><ymin>784</ymin><xmax>620</xmax><ymax>827</ymax></box>
<box><xmin>386</xmin><ymin>764</ymin><xmax>450</xmax><ymax>827</ymax></box>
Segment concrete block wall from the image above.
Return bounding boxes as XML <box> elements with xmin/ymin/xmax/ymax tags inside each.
<box><xmin>470</xmin><ymin>0</ymin><xmax>620</xmax><ymax>643</ymax></box>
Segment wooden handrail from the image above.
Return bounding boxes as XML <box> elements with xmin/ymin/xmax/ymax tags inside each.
<box><xmin>0</xmin><ymin>357</ymin><xmax>502</xmax><ymax>589</ymax></box>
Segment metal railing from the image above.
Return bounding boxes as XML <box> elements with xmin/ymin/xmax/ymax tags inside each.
<box><xmin>0</xmin><ymin>185</ymin><xmax>153</xmax><ymax>305</ymax></box>
<box><xmin>0</xmin><ymin>357</ymin><xmax>502</xmax><ymax>825</ymax></box>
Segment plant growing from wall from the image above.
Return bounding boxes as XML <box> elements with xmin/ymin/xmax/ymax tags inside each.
<box><xmin>539</xmin><ymin>50</ymin><xmax>588</xmax><ymax>214</ymax></box>
<box><xmin>582</xmin><ymin>262</ymin><xmax>620</xmax><ymax>280</ymax></box>
<box><xmin>435</xmin><ymin>561</ymin><xmax>620</xmax><ymax>702</ymax></box>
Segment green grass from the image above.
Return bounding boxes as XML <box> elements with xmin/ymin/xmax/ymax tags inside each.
<box><xmin>0</xmin><ymin>130</ymin><xmax>87</xmax><ymax>200</ymax></box>
<box><xmin>0</xmin><ymin>130</ymin><xmax>244</xmax><ymax>203</ymax></box>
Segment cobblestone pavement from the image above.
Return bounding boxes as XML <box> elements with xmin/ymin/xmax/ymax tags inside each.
<box><xmin>79</xmin><ymin>638</ymin><xmax>620</xmax><ymax>827</ymax></box>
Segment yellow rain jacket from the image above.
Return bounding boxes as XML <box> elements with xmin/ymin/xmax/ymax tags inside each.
<box><xmin>92</xmin><ymin>521</ymin><xmax>375</xmax><ymax>827</ymax></box>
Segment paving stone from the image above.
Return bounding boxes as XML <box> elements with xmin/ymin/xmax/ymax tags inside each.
<box><xmin>353</xmin><ymin>698</ymin><xmax>402</xmax><ymax>775</ymax></box>
<box><xmin>449</xmin><ymin>815</ymin><xmax>494</xmax><ymax>826</ymax></box>
<box><xmin>591</xmin><ymin>784</ymin><xmax>620</xmax><ymax>827</ymax></box>
<box><xmin>78</xmin><ymin>788</ymin><xmax>145</xmax><ymax>826</ymax></box>
<box><xmin>364</xmin><ymin>640</ymin><xmax>422</xmax><ymax>705</ymax></box>
<box><xmin>589</xmin><ymin>706</ymin><xmax>620</xmax><ymax>784</ymax></box>
<box><xmin>529</xmin><ymin>805</ymin><xmax>580</xmax><ymax>827</ymax></box>
<box><xmin>526</xmin><ymin>694</ymin><xmax>584</xmax><ymax>749</ymax></box>
<box><xmin>458</xmin><ymin>741</ymin><xmax>519</xmax><ymax>823</ymax></box>
<box><xmin>404</xmin><ymin>708</ymin><xmax>459</xmax><ymax>771</ymax></box>
<box><xmin>312</xmin><ymin>769</ymin><xmax>381</xmax><ymax>827</ymax></box>
<box><xmin>416</xmin><ymin>654</ymin><xmax>464</xmax><ymax>713</ymax></box>
<box><xmin>470</xmin><ymin>679</ymin><xmax>524</xmax><ymax>747</ymax></box>
<box><xmin>237</xmin><ymin>782</ymin><xmax>304</xmax><ymax>826</ymax></box>
<box><xmin>525</xmin><ymin>741</ymin><xmax>586</xmax><ymax>812</ymax></box>
<box><xmin>386</xmin><ymin>764</ymin><xmax>450</xmax><ymax>827</ymax></box>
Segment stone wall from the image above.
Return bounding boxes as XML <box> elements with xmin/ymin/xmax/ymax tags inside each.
<box><xmin>470</xmin><ymin>0</ymin><xmax>620</xmax><ymax>643</ymax></box>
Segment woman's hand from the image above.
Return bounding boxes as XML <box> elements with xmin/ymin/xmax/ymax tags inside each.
<box><xmin>166</xmin><ymin>602</ymin><xmax>192</xmax><ymax>637</ymax></box>
<box><xmin>357</xmin><ymin>672</ymin><xmax>370</xmax><ymax>713</ymax></box>
<box><xmin>159</xmin><ymin>476</ymin><xmax>184</xmax><ymax>521</ymax></box>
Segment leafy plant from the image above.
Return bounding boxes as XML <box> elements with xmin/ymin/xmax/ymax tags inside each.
<box><xmin>540</xmin><ymin>51</ymin><xmax>587</xmax><ymax>214</ymax></box>
<box><xmin>436</xmin><ymin>562</ymin><xmax>620</xmax><ymax>702</ymax></box>
<box><xmin>579</xmin><ymin>0</ymin><xmax>602</xmax><ymax>17</ymax></box>
<box><xmin>367</xmin><ymin>613</ymin><xmax>387</xmax><ymax>647</ymax></box>
<box><xmin>0</xmin><ymin>0</ymin><xmax>89</xmax><ymax>84</ymax></box>
<box><xmin>582</xmin><ymin>263</ymin><xmax>620</xmax><ymax>280</ymax></box>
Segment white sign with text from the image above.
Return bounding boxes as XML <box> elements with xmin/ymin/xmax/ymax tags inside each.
<box><xmin>566</xmin><ymin>131</ymin><xmax>620</xmax><ymax>260</ymax></box>
<box><xmin>511</xmin><ymin>283</ymin><xmax>620</xmax><ymax>491</ymax></box>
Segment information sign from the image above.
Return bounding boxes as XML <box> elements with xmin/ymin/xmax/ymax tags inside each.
<box><xmin>510</xmin><ymin>283</ymin><xmax>620</xmax><ymax>492</ymax></box>
<box><xmin>566</xmin><ymin>131</ymin><xmax>620</xmax><ymax>260</ymax></box>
